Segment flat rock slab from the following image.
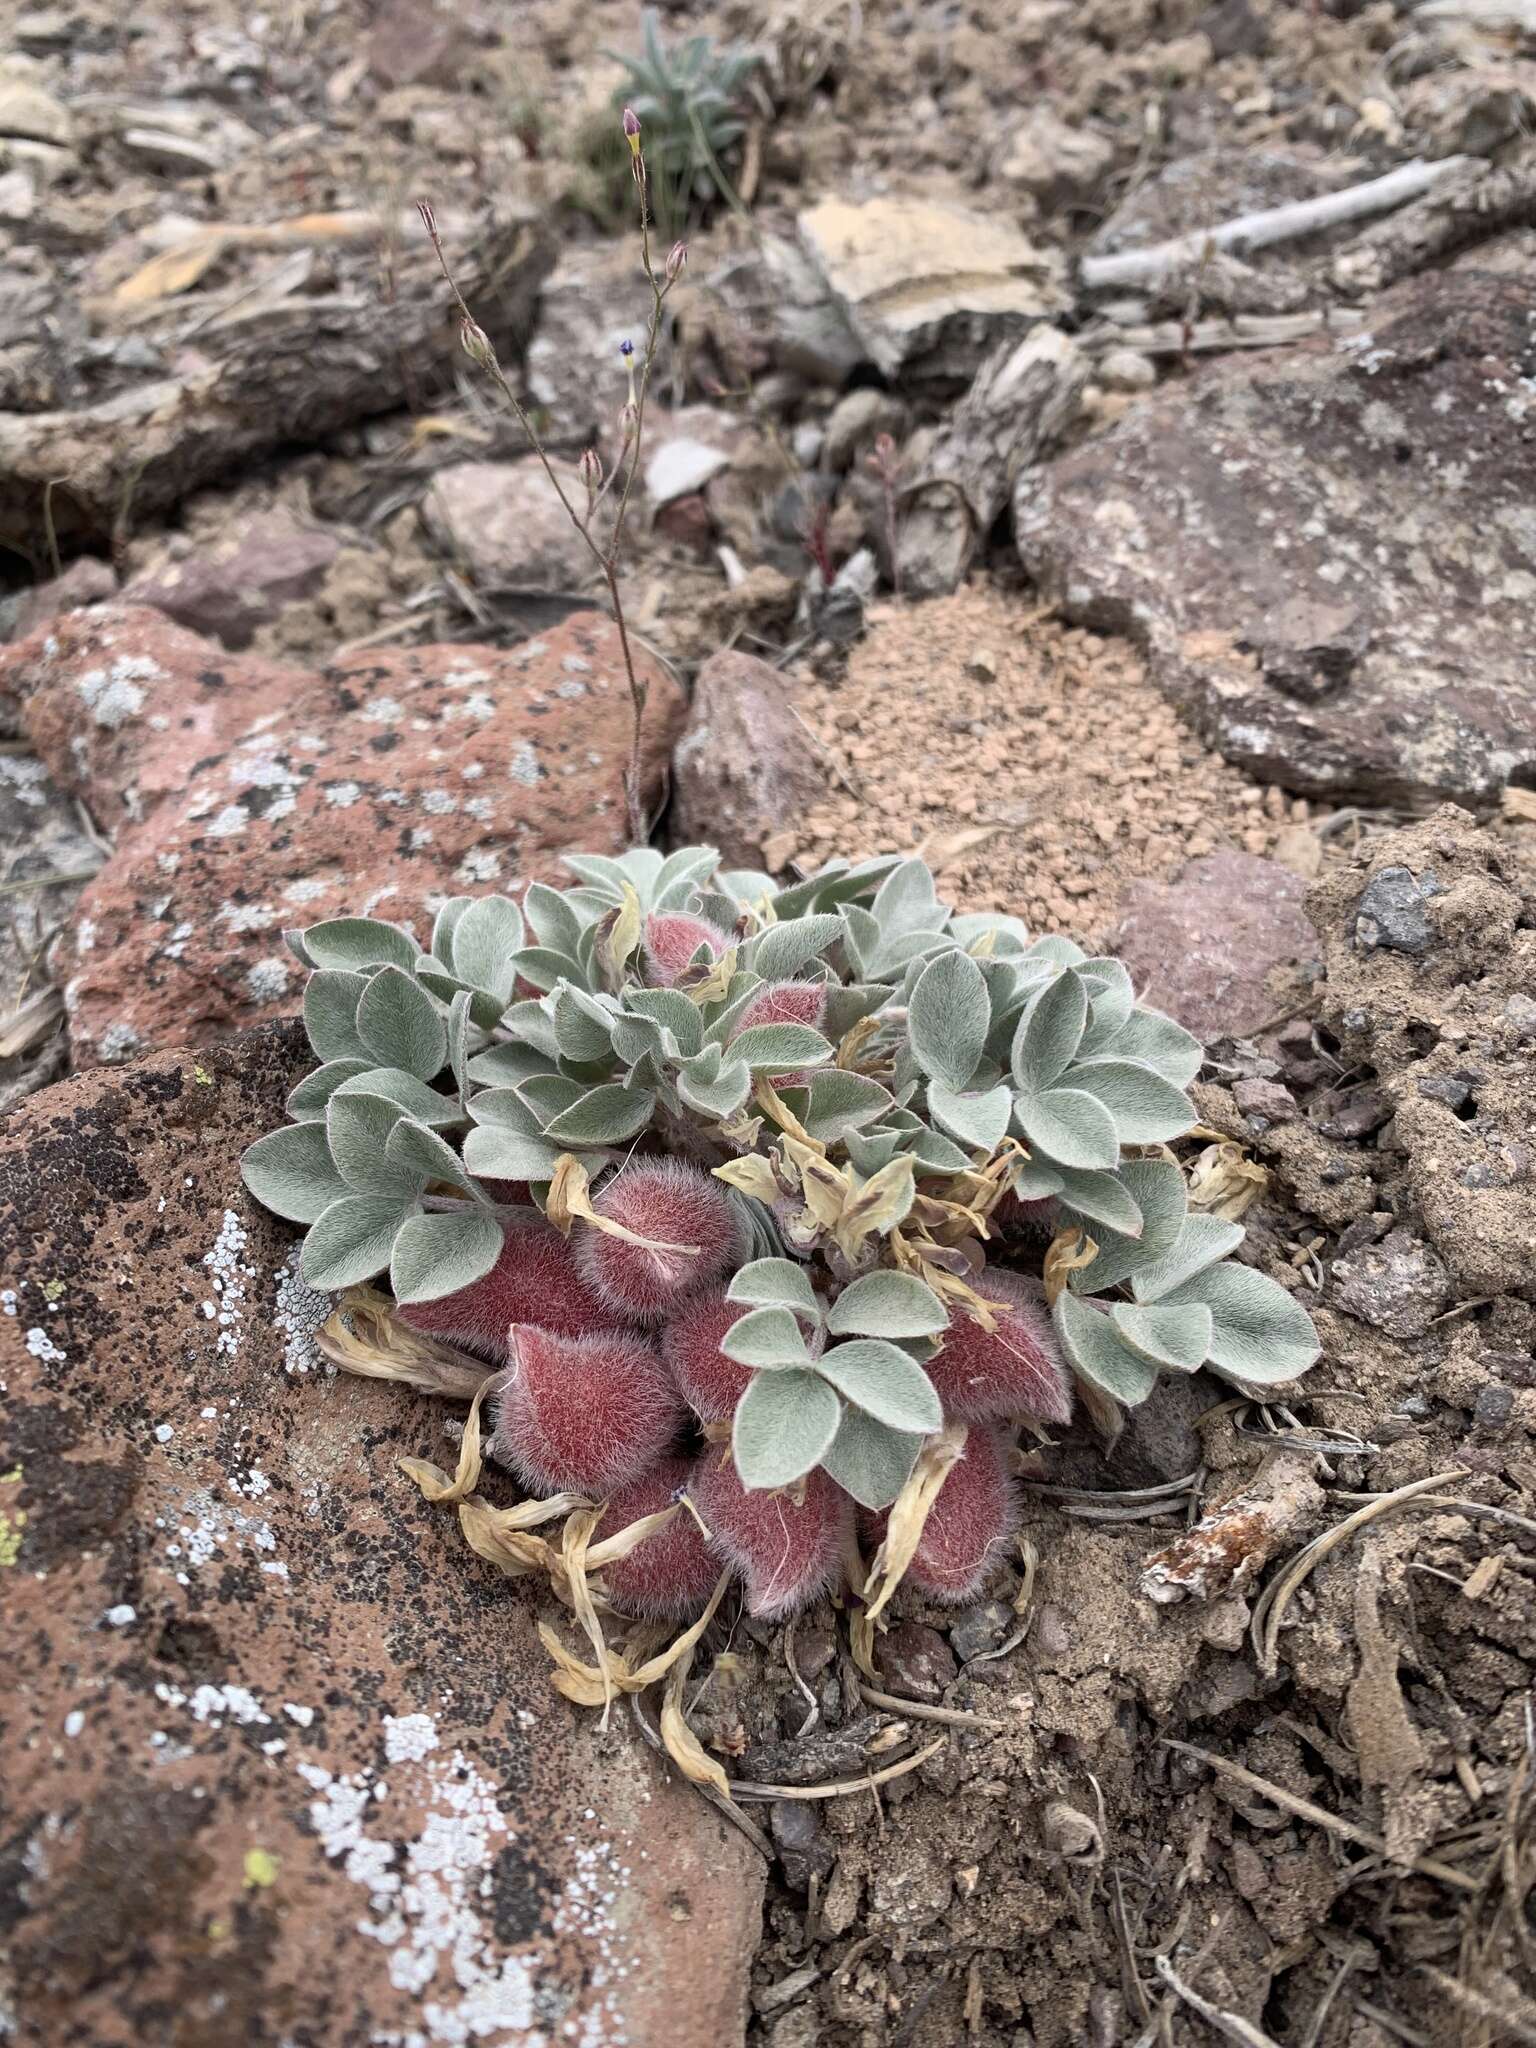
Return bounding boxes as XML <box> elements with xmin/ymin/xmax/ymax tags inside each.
<box><xmin>0</xmin><ymin>605</ymin><xmax>683</xmax><ymax>1065</ymax></box>
<box><xmin>1016</xmin><ymin>272</ymin><xmax>1536</xmax><ymax>806</ymax></box>
<box><xmin>1113</xmin><ymin>850</ymin><xmax>1317</xmax><ymax>1041</ymax></box>
<box><xmin>0</xmin><ymin>1027</ymin><xmax>762</xmax><ymax>2047</ymax></box>
<box><xmin>797</xmin><ymin>198</ymin><xmax>1070</xmax><ymax>386</ymax></box>
<box><xmin>421</xmin><ymin>458</ymin><xmax>603</xmax><ymax>592</ymax></box>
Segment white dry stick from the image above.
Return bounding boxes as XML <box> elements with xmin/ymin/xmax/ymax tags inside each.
<box><xmin>1080</xmin><ymin>156</ymin><xmax>1476</xmax><ymax>291</ymax></box>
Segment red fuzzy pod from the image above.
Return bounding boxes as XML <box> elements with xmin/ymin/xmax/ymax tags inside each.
<box><xmin>994</xmin><ymin>1190</ymin><xmax>1058</xmax><ymax>1236</ymax></box>
<box><xmin>660</xmin><ymin>1289</ymin><xmax>753</xmax><ymax>1422</ymax></box>
<box><xmin>690</xmin><ymin>1454</ymin><xmax>848</xmax><ymax>1619</ymax></box>
<box><xmin>577</xmin><ymin>1158</ymin><xmax>746</xmax><ymax>1324</ymax></box>
<box><xmin>925</xmin><ymin>1266</ymin><xmax>1072</xmax><ymax>1426</ymax></box>
<box><xmin>398</xmin><ymin>1216</ymin><xmax>616</xmax><ymax>1360</ymax></box>
<box><xmin>598</xmin><ymin>1454</ymin><xmax>719</xmax><ymax>1620</ymax></box>
<box><xmin>732</xmin><ymin>980</ymin><xmax>827</xmax><ymax>1034</ymax></box>
<box><xmin>492</xmin><ymin>1325</ymin><xmax>681</xmax><ymax>1496</ymax></box>
<box><xmin>642</xmin><ymin>912</ymin><xmax>725</xmax><ymax>988</ymax></box>
<box><xmin>869</xmin><ymin>1428</ymin><xmax>1017</xmax><ymax>1605</ymax></box>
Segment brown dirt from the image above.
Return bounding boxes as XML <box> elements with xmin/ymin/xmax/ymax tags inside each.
<box><xmin>785</xmin><ymin>582</ymin><xmax>1307</xmax><ymax>944</ymax></box>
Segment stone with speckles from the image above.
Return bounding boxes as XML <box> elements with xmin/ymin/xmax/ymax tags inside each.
<box><xmin>0</xmin><ymin>1023</ymin><xmax>762</xmax><ymax>2047</ymax></box>
<box><xmin>0</xmin><ymin>606</ymin><xmax>683</xmax><ymax>1065</ymax></box>
<box><xmin>1016</xmin><ymin>272</ymin><xmax>1536</xmax><ymax>807</ymax></box>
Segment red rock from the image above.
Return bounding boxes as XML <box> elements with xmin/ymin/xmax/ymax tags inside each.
<box><xmin>367</xmin><ymin>0</ymin><xmax>470</xmax><ymax>86</ymax></box>
<box><xmin>4</xmin><ymin>554</ymin><xmax>116</xmax><ymax>640</ymax></box>
<box><xmin>1112</xmin><ymin>850</ymin><xmax>1317</xmax><ymax>1041</ymax></box>
<box><xmin>671</xmin><ymin>649</ymin><xmax>828</xmax><ymax>870</ymax></box>
<box><xmin>123</xmin><ymin>510</ymin><xmax>340</xmax><ymax>650</ymax></box>
<box><xmin>0</xmin><ymin>1026</ymin><xmax>762</xmax><ymax>2047</ymax></box>
<box><xmin>0</xmin><ymin>604</ymin><xmax>683</xmax><ymax>1064</ymax></box>
<box><xmin>1018</xmin><ymin>273</ymin><xmax>1536</xmax><ymax>808</ymax></box>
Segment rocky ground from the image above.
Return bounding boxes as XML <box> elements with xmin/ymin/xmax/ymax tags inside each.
<box><xmin>2</xmin><ymin>0</ymin><xmax>1535</xmax><ymax>2042</ymax></box>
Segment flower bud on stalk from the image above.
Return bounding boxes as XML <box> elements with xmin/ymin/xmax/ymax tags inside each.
<box><xmin>579</xmin><ymin>446</ymin><xmax>603</xmax><ymax>509</ymax></box>
<box><xmin>460</xmin><ymin>317</ymin><xmax>496</xmax><ymax>372</ymax></box>
<box><xmin>618</xmin><ymin>399</ymin><xmax>639</xmax><ymax>448</ymax></box>
<box><xmin>665</xmin><ymin>240</ymin><xmax>688</xmax><ymax>285</ymax></box>
<box><xmin>622</xmin><ymin>105</ymin><xmax>645</xmax><ymax>190</ymax></box>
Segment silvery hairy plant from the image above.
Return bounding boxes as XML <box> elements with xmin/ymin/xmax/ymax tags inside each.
<box><xmin>242</xmin><ymin>844</ymin><xmax>1321</xmax><ymax>1606</ymax></box>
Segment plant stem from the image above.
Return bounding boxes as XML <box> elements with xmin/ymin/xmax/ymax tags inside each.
<box><xmin>417</xmin><ymin>195</ymin><xmax>677</xmax><ymax>847</ymax></box>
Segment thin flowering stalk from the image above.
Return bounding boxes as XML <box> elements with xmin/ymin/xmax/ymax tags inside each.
<box><xmin>415</xmin><ymin>116</ymin><xmax>682</xmax><ymax>845</ymax></box>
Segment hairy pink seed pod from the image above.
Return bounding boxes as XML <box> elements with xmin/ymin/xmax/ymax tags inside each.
<box><xmin>398</xmin><ymin>1216</ymin><xmax>616</xmax><ymax>1359</ymax></box>
<box><xmin>641</xmin><ymin>911</ymin><xmax>725</xmax><ymax>987</ymax></box>
<box><xmin>577</xmin><ymin>1159</ymin><xmax>745</xmax><ymax>1323</ymax></box>
<box><xmin>866</xmin><ymin>1428</ymin><xmax>1017</xmax><ymax>1605</ymax></box>
<box><xmin>732</xmin><ymin>980</ymin><xmax>827</xmax><ymax>1034</ymax></box>
<box><xmin>665</xmin><ymin>239</ymin><xmax>688</xmax><ymax>284</ymax></box>
<box><xmin>690</xmin><ymin>1454</ymin><xmax>848</xmax><ymax>1619</ymax></box>
<box><xmin>994</xmin><ymin>1190</ymin><xmax>1058</xmax><ymax>1237</ymax></box>
<box><xmin>660</xmin><ymin>1289</ymin><xmax>753</xmax><ymax>1422</ymax></box>
<box><xmin>493</xmin><ymin>1325</ymin><xmax>681</xmax><ymax>1496</ymax></box>
<box><xmin>925</xmin><ymin>1266</ymin><xmax>1072</xmax><ymax>1426</ymax></box>
<box><xmin>598</xmin><ymin>1454</ymin><xmax>719</xmax><ymax>1619</ymax></box>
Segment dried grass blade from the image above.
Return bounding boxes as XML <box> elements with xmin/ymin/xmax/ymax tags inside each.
<box><xmin>398</xmin><ymin>1374</ymin><xmax>499</xmax><ymax>1503</ymax></box>
<box><xmin>862</xmin><ymin>1423</ymin><xmax>968</xmax><ymax>1628</ymax></box>
<box><xmin>1251</xmin><ymin>1468</ymin><xmax>1471</xmax><ymax>1673</ymax></box>
<box><xmin>318</xmin><ymin>1285</ymin><xmax>486</xmax><ymax>1398</ymax></box>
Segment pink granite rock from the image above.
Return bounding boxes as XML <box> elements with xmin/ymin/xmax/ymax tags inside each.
<box><xmin>0</xmin><ymin>605</ymin><xmax>683</xmax><ymax>1063</ymax></box>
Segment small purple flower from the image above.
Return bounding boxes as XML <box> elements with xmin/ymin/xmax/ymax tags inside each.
<box><xmin>619</xmin><ymin>339</ymin><xmax>635</xmax><ymax>358</ymax></box>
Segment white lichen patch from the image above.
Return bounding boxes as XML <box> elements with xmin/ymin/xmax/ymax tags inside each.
<box><xmin>420</xmin><ymin>790</ymin><xmax>458</xmax><ymax>816</ymax></box>
<box><xmin>156</xmin><ymin>1679</ymin><xmax>271</xmax><ymax>1725</ymax></box>
<box><xmin>163</xmin><ymin>1487</ymin><xmax>277</xmax><ymax>1574</ymax></box>
<box><xmin>297</xmin><ymin>1728</ymin><xmax>553</xmax><ymax>2043</ymax></box>
<box><xmin>323</xmin><ymin>782</ymin><xmax>363</xmax><ymax>809</ymax></box>
<box><xmin>456</xmin><ymin>849</ymin><xmax>503</xmax><ymax>884</ymax></box>
<box><xmin>285</xmin><ymin>1710</ymin><xmax>645</xmax><ymax>2047</ymax></box>
<box><xmin>361</xmin><ymin>696</ymin><xmax>406</xmax><ymax>724</ymax></box>
<box><xmin>284</xmin><ymin>878</ymin><xmax>331</xmax><ymax>905</ymax></box>
<box><xmin>509</xmin><ymin>743</ymin><xmax>542</xmax><ymax>788</ymax></box>
<box><xmin>0</xmin><ymin>755</ymin><xmax>50</xmax><ymax>807</ymax></box>
<box><xmin>221</xmin><ymin>902</ymin><xmax>282</xmax><ymax>933</ymax></box>
<box><xmin>96</xmin><ymin>1022</ymin><xmax>144</xmax><ymax>1062</ymax></box>
<box><xmin>245</xmin><ymin>959</ymin><xmax>292</xmax><ymax>1003</ymax></box>
<box><xmin>75</xmin><ymin>653</ymin><xmax>161</xmax><ymax>729</ymax></box>
<box><xmin>205</xmin><ymin>803</ymin><xmax>251</xmax><ymax>840</ymax></box>
<box><xmin>203</xmin><ymin>1211</ymin><xmax>251</xmax><ymax>1360</ymax></box>
<box><xmin>25</xmin><ymin>1327</ymin><xmax>65</xmax><ymax>1364</ymax></box>
<box><xmin>382</xmin><ymin>1713</ymin><xmax>439</xmax><ymax>1764</ymax></box>
<box><xmin>275</xmin><ymin>1247</ymin><xmax>331</xmax><ymax>1377</ymax></box>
